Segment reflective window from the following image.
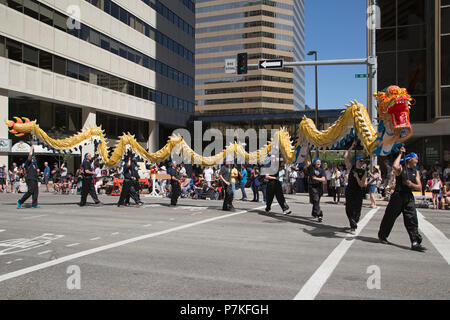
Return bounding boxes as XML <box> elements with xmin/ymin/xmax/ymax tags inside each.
<box><xmin>39</xmin><ymin>50</ymin><xmax>52</xmax><ymax>70</ymax></box>
<box><xmin>5</xmin><ymin>38</ymin><xmax>22</xmax><ymax>62</ymax></box>
<box><xmin>39</xmin><ymin>3</ymin><xmax>53</xmax><ymax>26</ymax></box>
<box><xmin>442</xmin><ymin>35</ymin><xmax>450</xmax><ymax>86</ymax></box>
<box><xmin>442</xmin><ymin>7</ymin><xmax>450</xmax><ymax>35</ymax></box>
<box><xmin>23</xmin><ymin>0</ymin><xmax>38</xmax><ymax>19</ymax></box>
<box><xmin>376</xmin><ymin>28</ymin><xmax>396</xmax><ymax>52</ymax></box>
<box><xmin>7</xmin><ymin>0</ymin><xmax>23</xmax><ymax>12</ymax></box>
<box><xmin>442</xmin><ymin>88</ymin><xmax>450</xmax><ymax>116</ymax></box>
<box><xmin>66</xmin><ymin>61</ymin><xmax>79</xmax><ymax>79</ymax></box>
<box><xmin>378</xmin><ymin>0</ymin><xmax>396</xmax><ymax>28</ymax></box>
<box><xmin>397</xmin><ymin>0</ymin><xmax>425</xmax><ymax>26</ymax></box>
<box><xmin>23</xmin><ymin>44</ymin><xmax>38</xmax><ymax>66</ymax></box>
<box><xmin>397</xmin><ymin>50</ymin><xmax>426</xmax><ymax>94</ymax></box>
<box><xmin>53</xmin><ymin>11</ymin><xmax>67</xmax><ymax>32</ymax></box>
<box><xmin>0</xmin><ymin>36</ymin><xmax>5</xmax><ymax>57</ymax></box>
<box><xmin>397</xmin><ymin>25</ymin><xmax>426</xmax><ymax>50</ymax></box>
<box><xmin>53</xmin><ymin>56</ymin><xmax>66</xmax><ymax>75</ymax></box>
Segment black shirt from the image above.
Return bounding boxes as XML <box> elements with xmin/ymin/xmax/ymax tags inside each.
<box><xmin>395</xmin><ymin>164</ymin><xmax>418</xmax><ymax>194</ymax></box>
<box><xmin>82</xmin><ymin>160</ymin><xmax>94</xmax><ymax>178</ymax></box>
<box><xmin>308</xmin><ymin>166</ymin><xmax>325</xmax><ymax>186</ymax></box>
<box><xmin>123</xmin><ymin>162</ymin><xmax>133</xmax><ymax>180</ymax></box>
<box><xmin>347</xmin><ymin>167</ymin><xmax>366</xmax><ymax>195</ymax></box>
<box><xmin>219</xmin><ymin>165</ymin><xmax>232</xmax><ymax>183</ymax></box>
<box><xmin>25</xmin><ymin>160</ymin><xmax>38</xmax><ymax>181</ymax></box>
<box><xmin>168</xmin><ymin>167</ymin><xmax>179</xmax><ymax>180</ymax></box>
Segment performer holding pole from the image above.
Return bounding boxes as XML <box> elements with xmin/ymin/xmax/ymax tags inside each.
<box><xmin>17</xmin><ymin>145</ymin><xmax>40</xmax><ymax>209</ymax></box>
<box><xmin>264</xmin><ymin>155</ymin><xmax>291</xmax><ymax>215</ymax></box>
<box><xmin>378</xmin><ymin>147</ymin><xmax>426</xmax><ymax>251</ymax></box>
<box><xmin>344</xmin><ymin>140</ymin><xmax>368</xmax><ymax>234</ymax></box>
<box><xmin>79</xmin><ymin>153</ymin><xmax>102</xmax><ymax>207</ymax></box>
<box><xmin>306</xmin><ymin>158</ymin><xmax>326</xmax><ymax>222</ymax></box>
<box><xmin>168</xmin><ymin>161</ymin><xmax>181</xmax><ymax>206</ymax></box>
<box><xmin>219</xmin><ymin>159</ymin><xmax>234</xmax><ymax>211</ymax></box>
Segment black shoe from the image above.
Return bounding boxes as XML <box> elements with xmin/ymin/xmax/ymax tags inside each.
<box><xmin>349</xmin><ymin>228</ymin><xmax>356</xmax><ymax>235</ymax></box>
<box><xmin>265</xmin><ymin>207</ymin><xmax>271</xmax><ymax>213</ymax></box>
<box><xmin>94</xmin><ymin>202</ymin><xmax>103</xmax><ymax>206</ymax></box>
<box><xmin>318</xmin><ymin>217</ymin><xmax>323</xmax><ymax>223</ymax></box>
<box><xmin>79</xmin><ymin>203</ymin><xmax>86</xmax><ymax>207</ymax></box>
<box><xmin>411</xmin><ymin>242</ymin><xmax>427</xmax><ymax>252</ymax></box>
<box><xmin>137</xmin><ymin>201</ymin><xmax>144</xmax><ymax>207</ymax></box>
<box><xmin>378</xmin><ymin>237</ymin><xmax>389</xmax><ymax>245</ymax></box>
<box><xmin>283</xmin><ymin>209</ymin><xmax>292</xmax><ymax>215</ymax></box>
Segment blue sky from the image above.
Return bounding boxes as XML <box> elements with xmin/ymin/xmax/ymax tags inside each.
<box><xmin>303</xmin><ymin>0</ymin><xmax>369</xmax><ymax>110</ymax></box>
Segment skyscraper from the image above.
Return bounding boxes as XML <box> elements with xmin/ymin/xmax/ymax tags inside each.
<box><xmin>195</xmin><ymin>0</ymin><xmax>305</xmax><ymax>116</ymax></box>
<box><xmin>294</xmin><ymin>0</ymin><xmax>306</xmax><ymax>110</ymax></box>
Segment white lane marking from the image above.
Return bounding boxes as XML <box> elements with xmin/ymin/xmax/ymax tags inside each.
<box><xmin>90</xmin><ymin>237</ymin><xmax>101</xmax><ymax>241</ymax></box>
<box><xmin>6</xmin><ymin>261</ymin><xmax>12</xmax><ymax>265</ymax></box>
<box><xmin>65</xmin><ymin>243</ymin><xmax>80</xmax><ymax>247</ymax></box>
<box><xmin>144</xmin><ymin>204</ymin><xmax>162</xmax><ymax>207</ymax></box>
<box><xmin>170</xmin><ymin>218</ymin><xmax>175</xmax><ymax>221</ymax></box>
<box><xmin>37</xmin><ymin>250</ymin><xmax>52</xmax><ymax>256</ymax></box>
<box><xmin>294</xmin><ymin>208</ymin><xmax>379</xmax><ymax>300</ymax></box>
<box><xmin>0</xmin><ymin>230</ymin><xmax>5</xmax><ymax>233</ymax></box>
<box><xmin>21</xmin><ymin>215</ymin><xmax>48</xmax><ymax>220</ymax></box>
<box><xmin>418</xmin><ymin>211</ymin><xmax>450</xmax><ymax>265</ymax></box>
<box><xmin>0</xmin><ymin>205</ymin><xmax>266</xmax><ymax>283</ymax></box>
<box><xmin>143</xmin><ymin>224</ymin><xmax>152</xmax><ymax>227</ymax></box>
<box><xmin>14</xmin><ymin>259</ymin><xmax>23</xmax><ymax>262</ymax></box>
<box><xmin>111</xmin><ymin>232</ymin><xmax>119</xmax><ymax>236</ymax></box>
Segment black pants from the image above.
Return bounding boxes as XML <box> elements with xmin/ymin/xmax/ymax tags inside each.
<box><xmin>19</xmin><ymin>179</ymin><xmax>39</xmax><ymax>207</ymax></box>
<box><xmin>222</xmin><ymin>184</ymin><xmax>233</xmax><ymax>211</ymax></box>
<box><xmin>327</xmin><ymin>180</ymin><xmax>332</xmax><ymax>196</ymax></box>
<box><xmin>125</xmin><ymin>180</ymin><xmax>141</xmax><ymax>205</ymax></box>
<box><xmin>266</xmin><ymin>180</ymin><xmax>289</xmax><ymax>211</ymax></box>
<box><xmin>345</xmin><ymin>191</ymin><xmax>363</xmax><ymax>229</ymax></box>
<box><xmin>378</xmin><ymin>192</ymin><xmax>422</xmax><ymax>244</ymax></box>
<box><xmin>80</xmin><ymin>177</ymin><xmax>99</xmax><ymax>205</ymax></box>
<box><xmin>118</xmin><ymin>179</ymin><xmax>140</xmax><ymax>205</ymax></box>
<box><xmin>333</xmin><ymin>187</ymin><xmax>341</xmax><ymax>203</ymax></box>
<box><xmin>170</xmin><ymin>180</ymin><xmax>181</xmax><ymax>206</ymax></box>
<box><xmin>309</xmin><ymin>185</ymin><xmax>323</xmax><ymax>218</ymax></box>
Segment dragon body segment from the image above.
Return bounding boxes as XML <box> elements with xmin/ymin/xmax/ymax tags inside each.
<box><xmin>5</xmin><ymin>86</ymin><xmax>413</xmax><ymax>167</ymax></box>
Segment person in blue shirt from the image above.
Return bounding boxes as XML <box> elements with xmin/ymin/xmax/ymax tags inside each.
<box><xmin>43</xmin><ymin>162</ymin><xmax>50</xmax><ymax>192</ymax></box>
<box><xmin>240</xmin><ymin>165</ymin><xmax>248</xmax><ymax>201</ymax></box>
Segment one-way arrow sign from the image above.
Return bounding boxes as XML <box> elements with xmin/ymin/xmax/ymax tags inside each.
<box><xmin>259</xmin><ymin>59</ymin><xmax>283</xmax><ymax>69</ymax></box>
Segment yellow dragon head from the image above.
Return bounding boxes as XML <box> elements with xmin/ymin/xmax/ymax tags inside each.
<box><xmin>4</xmin><ymin>117</ymin><xmax>35</xmax><ymax>137</ymax></box>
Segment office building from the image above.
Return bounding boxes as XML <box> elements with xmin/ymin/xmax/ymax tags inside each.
<box><xmin>377</xmin><ymin>0</ymin><xmax>449</xmax><ymax>165</ymax></box>
<box><xmin>195</xmin><ymin>0</ymin><xmax>304</xmax><ymax>116</ymax></box>
<box><xmin>0</xmin><ymin>0</ymin><xmax>195</xmax><ymax>169</ymax></box>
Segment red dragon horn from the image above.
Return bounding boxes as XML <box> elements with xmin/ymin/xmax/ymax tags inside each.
<box><xmin>22</xmin><ymin>117</ymin><xmax>31</xmax><ymax>123</ymax></box>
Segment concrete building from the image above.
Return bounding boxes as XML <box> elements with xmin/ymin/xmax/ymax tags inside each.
<box><xmin>293</xmin><ymin>0</ymin><xmax>306</xmax><ymax>110</ymax></box>
<box><xmin>0</xmin><ymin>0</ymin><xmax>195</xmax><ymax>171</ymax></box>
<box><xmin>377</xmin><ymin>0</ymin><xmax>450</xmax><ymax>165</ymax></box>
<box><xmin>195</xmin><ymin>0</ymin><xmax>304</xmax><ymax>116</ymax></box>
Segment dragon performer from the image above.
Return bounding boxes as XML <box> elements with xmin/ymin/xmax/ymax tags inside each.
<box><xmin>5</xmin><ymin>85</ymin><xmax>414</xmax><ymax>167</ymax></box>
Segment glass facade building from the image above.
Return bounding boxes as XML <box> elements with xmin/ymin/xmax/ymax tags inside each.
<box><xmin>377</xmin><ymin>0</ymin><xmax>450</xmax><ymax>164</ymax></box>
<box><xmin>195</xmin><ymin>0</ymin><xmax>304</xmax><ymax>115</ymax></box>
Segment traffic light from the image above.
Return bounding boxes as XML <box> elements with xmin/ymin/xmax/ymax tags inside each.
<box><xmin>237</xmin><ymin>53</ymin><xmax>248</xmax><ymax>74</ymax></box>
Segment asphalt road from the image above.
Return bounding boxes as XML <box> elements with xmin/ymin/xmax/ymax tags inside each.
<box><xmin>0</xmin><ymin>191</ymin><xmax>449</xmax><ymax>300</ymax></box>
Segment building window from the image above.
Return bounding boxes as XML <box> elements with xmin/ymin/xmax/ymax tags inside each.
<box><xmin>39</xmin><ymin>50</ymin><xmax>52</xmax><ymax>70</ymax></box>
<box><xmin>23</xmin><ymin>0</ymin><xmax>39</xmax><ymax>19</ymax></box>
<box><xmin>39</xmin><ymin>4</ymin><xmax>53</xmax><ymax>26</ymax></box>
<box><xmin>23</xmin><ymin>44</ymin><xmax>38</xmax><ymax>67</ymax></box>
<box><xmin>0</xmin><ymin>36</ymin><xmax>5</xmax><ymax>57</ymax></box>
<box><xmin>79</xmin><ymin>64</ymin><xmax>89</xmax><ymax>82</ymax></box>
<box><xmin>5</xmin><ymin>38</ymin><xmax>22</xmax><ymax>62</ymax></box>
<box><xmin>66</xmin><ymin>61</ymin><xmax>79</xmax><ymax>79</ymax></box>
<box><xmin>7</xmin><ymin>0</ymin><xmax>23</xmax><ymax>12</ymax></box>
<box><xmin>442</xmin><ymin>88</ymin><xmax>450</xmax><ymax>116</ymax></box>
<box><xmin>90</xmin><ymin>29</ymin><xmax>101</xmax><ymax>47</ymax></box>
<box><xmin>397</xmin><ymin>0</ymin><xmax>425</xmax><ymax>26</ymax></box>
<box><xmin>53</xmin><ymin>56</ymin><xmax>66</xmax><ymax>75</ymax></box>
<box><xmin>442</xmin><ymin>35</ymin><xmax>450</xmax><ymax>86</ymax></box>
<box><xmin>110</xmin><ymin>1</ymin><xmax>119</xmax><ymax>19</ymax></box>
<box><xmin>53</xmin><ymin>11</ymin><xmax>67</xmax><ymax>32</ymax></box>
<box><xmin>442</xmin><ymin>7</ymin><xmax>450</xmax><ymax>35</ymax></box>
